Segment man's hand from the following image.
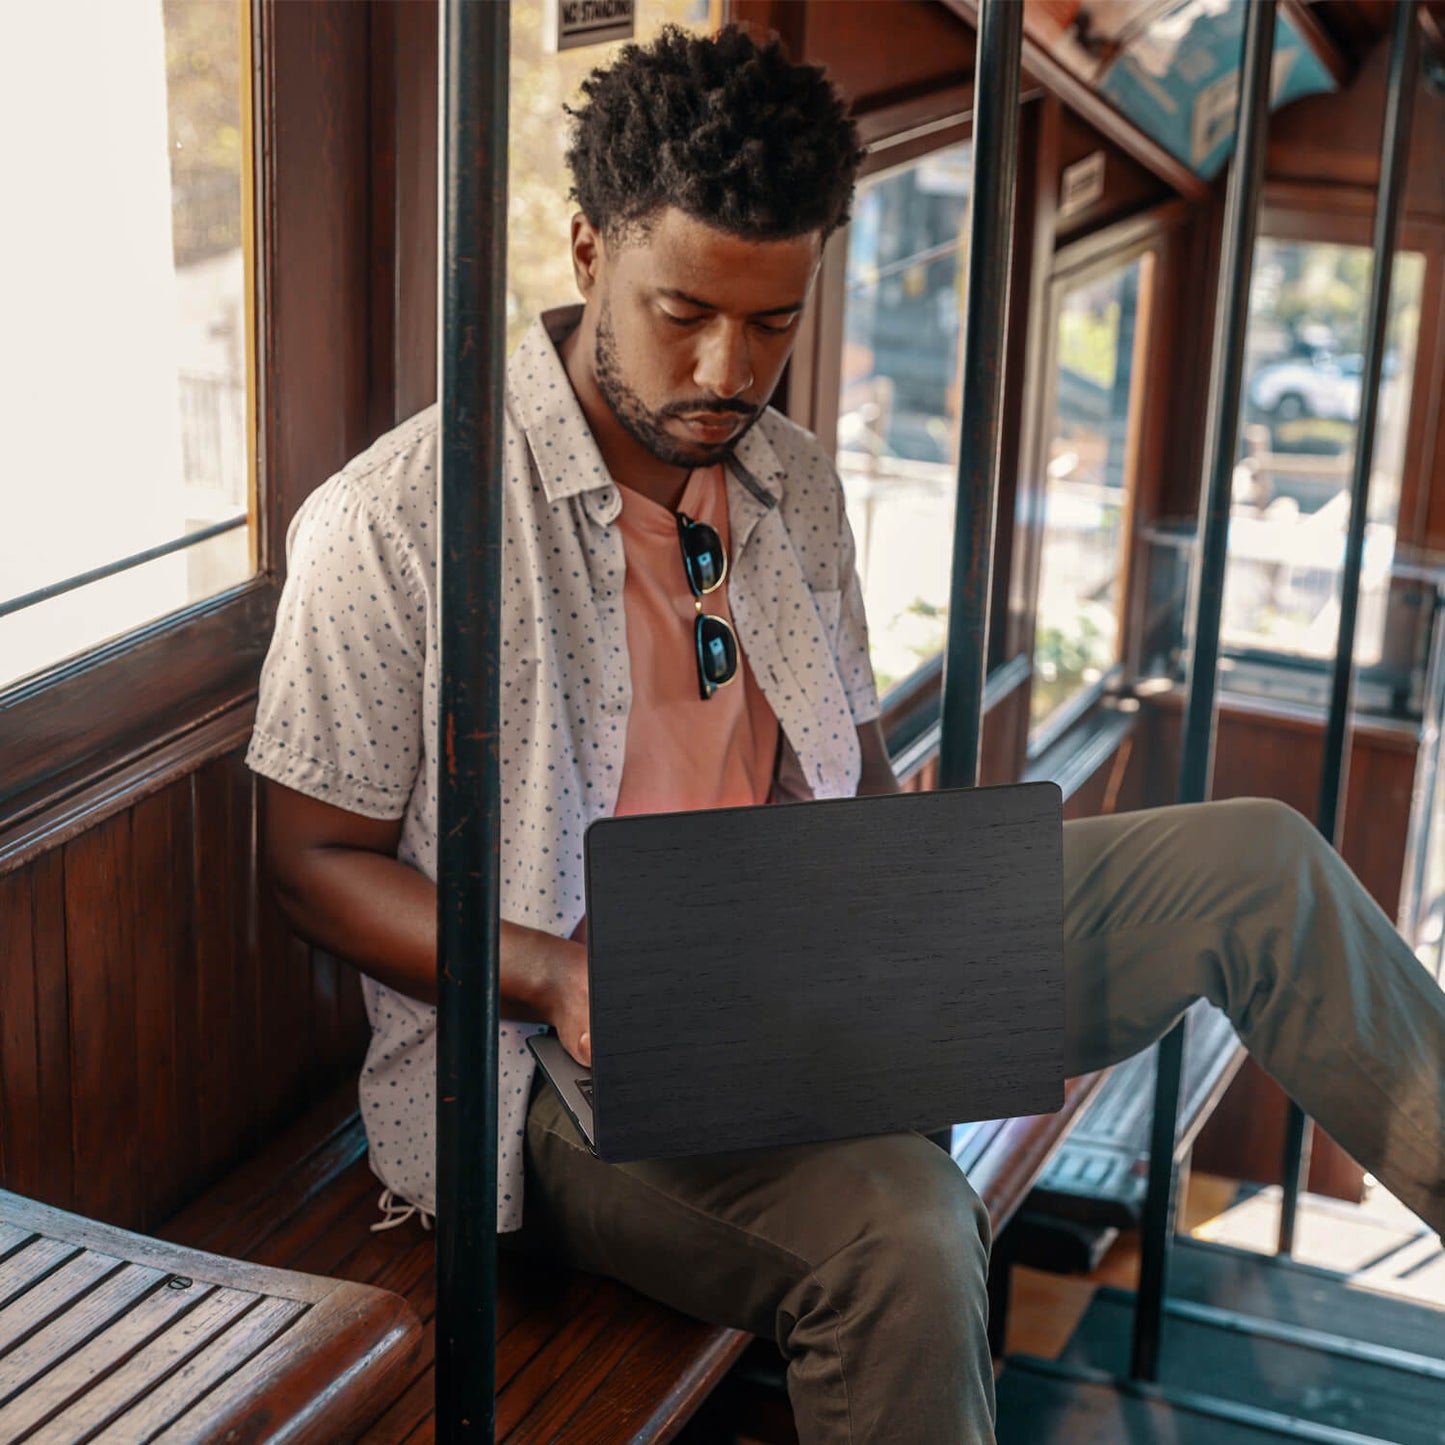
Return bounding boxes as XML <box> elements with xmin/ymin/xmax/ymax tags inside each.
<box><xmin>537</xmin><ymin>933</ymin><xmax>592</xmax><ymax>1067</ymax></box>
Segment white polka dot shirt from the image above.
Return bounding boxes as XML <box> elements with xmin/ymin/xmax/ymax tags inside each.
<box><xmin>246</xmin><ymin>308</ymin><xmax>880</xmax><ymax>1230</ymax></box>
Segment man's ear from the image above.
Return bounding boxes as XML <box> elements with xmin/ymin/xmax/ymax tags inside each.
<box><xmin>570</xmin><ymin>213</ymin><xmax>605</xmax><ymax>299</ymax></box>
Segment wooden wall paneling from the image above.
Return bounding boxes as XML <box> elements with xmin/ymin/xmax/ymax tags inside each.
<box><xmin>801</xmin><ymin>0</ymin><xmax>975</xmax><ymax>117</ymax></box>
<box><xmin>129</xmin><ymin>783</ymin><xmax>195</xmax><ymax>1231</ymax></box>
<box><xmin>190</xmin><ymin>759</ymin><xmax>245</xmax><ymax>1192</ymax></box>
<box><xmin>27</xmin><ymin>851</ymin><xmax>73</xmax><ymax>1211</ymax></box>
<box><xmin>0</xmin><ymin>868</ymin><xmax>39</xmax><ymax>1195</ymax></box>
<box><xmin>230</xmin><ymin>754</ymin><xmax>264</xmax><ymax>1165</ymax></box>
<box><xmin>729</xmin><ymin>0</ymin><xmax>806</xmax><ymax>53</ymax></box>
<box><xmin>63</xmin><ymin>815</ymin><xmax>140</xmax><ymax>1229</ymax></box>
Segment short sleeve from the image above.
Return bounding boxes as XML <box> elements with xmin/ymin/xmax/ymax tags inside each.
<box><xmin>246</xmin><ymin>475</ymin><xmax>429</xmax><ymax>818</ymax></box>
<box><xmin>834</xmin><ymin>496</ymin><xmax>881</xmax><ymax>726</ymax></box>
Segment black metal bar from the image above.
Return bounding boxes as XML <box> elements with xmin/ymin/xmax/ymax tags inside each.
<box><xmin>1278</xmin><ymin>0</ymin><xmax>1418</xmax><ymax>1258</ymax></box>
<box><xmin>1131</xmin><ymin>0</ymin><xmax>1276</xmax><ymax>1383</ymax></box>
<box><xmin>0</xmin><ymin>514</ymin><xmax>247</xmax><ymax>621</ymax></box>
<box><xmin>937</xmin><ymin>0</ymin><xmax>1023</xmax><ymax>792</ymax></box>
<box><xmin>435</xmin><ymin>1</ymin><xmax>508</xmax><ymax>1439</ymax></box>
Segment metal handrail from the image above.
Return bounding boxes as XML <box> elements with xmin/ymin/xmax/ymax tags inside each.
<box><xmin>938</xmin><ymin>0</ymin><xmax>1023</xmax><ymax>793</ymax></box>
<box><xmin>1278</xmin><ymin>0</ymin><xmax>1420</xmax><ymax>1257</ymax></box>
<box><xmin>435</xmin><ymin>1</ymin><xmax>509</xmax><ymax>1438</ymax></box>
<box><xmin>1131</xmin><ymin>0</ymin><xmax>1277</xmax><ymax>1384</ymax></box>
<box><xmin>0</xmin><ymin>514</ymin><xmax>247</xmax><ymax>622</ymax></box>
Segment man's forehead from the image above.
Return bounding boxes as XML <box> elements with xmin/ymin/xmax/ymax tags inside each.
<box><xmin>612</xmin><ymin>207</ymin><xmax>823</xmax><ymax>304</ymax></box>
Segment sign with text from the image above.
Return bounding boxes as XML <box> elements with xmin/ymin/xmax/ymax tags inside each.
<box><xmin>547</xmin><ymin>0</ymin><xmax>635</xmax><ymax>52</ymax></box>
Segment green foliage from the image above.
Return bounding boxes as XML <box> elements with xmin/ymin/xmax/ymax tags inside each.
<box><xmin>1056</xmin><ymin>302</ymin><xmax>1121</xmax><ymax>390</ymax></box>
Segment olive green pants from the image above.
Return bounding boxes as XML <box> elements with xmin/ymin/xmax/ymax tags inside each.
<box><xmin>512</xmin><ymin>797</ymin><xmax>1445</xmax><ymax>1444</ymax></box>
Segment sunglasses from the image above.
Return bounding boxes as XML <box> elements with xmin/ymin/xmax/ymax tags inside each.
<box><xmin>675</xmin><ymin>511</ymin><xmax>739</xmax><ymax>700</ymax></box>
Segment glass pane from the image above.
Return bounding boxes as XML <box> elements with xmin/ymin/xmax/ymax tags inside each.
<box><xmin>1031</xmin><ymin>254</ymin><xmax>1153</xmax><ymax>741</ymax></box>
<box><xmin>1225</xmin><ymin>240</ymin><xmax>1425</xmax><ymax>666</ymax></box>
<box><xmin>1</xmin><ymin>0</ymin><xmax>254</xmax><ymax>693</ymax></box>
<box><xmin>507</xmin><ymin>1</ymin><xmax>716</xmax><ymax>358</ymax></box>
<box><xmin>835</xmin><ymin>143</ymin><xmax>972</xmax><ymax>697</ymax></box>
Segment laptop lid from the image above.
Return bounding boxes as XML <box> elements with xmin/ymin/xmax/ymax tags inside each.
<box><xmin>582</xmin><ymin>781</ymin><xmax>1065</xmax><ymax>1162</ymax></box>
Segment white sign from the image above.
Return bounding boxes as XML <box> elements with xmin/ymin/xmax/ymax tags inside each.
<box><xmin>1059</xmin><ymin>151</ymin><xmax>1105</xmax><ymax>220</ymax></box>
<box><xmin>547</xmin><ymin>0</ymin><xmax>635</xmax><ymax>52</ymax></box>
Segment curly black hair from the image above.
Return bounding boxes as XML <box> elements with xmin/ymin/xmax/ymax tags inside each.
<box><xmin>565</xmin><ymin>25</ymin><xmax>864</xmax><ymax>243</ymax></box>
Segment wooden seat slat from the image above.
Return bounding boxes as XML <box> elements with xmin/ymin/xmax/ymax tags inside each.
<box><xmin>0</xmin><ymin>1190</ymin><xmax>421</xmax><ymax>1445</ymax></box>
<box><xmin>25</xmin><ymin>1286</ymin><xmax>264</xmax><ymax>1443</ymax></box>
<box><xmin>0</xmin><ymin>1264</ymin><xmax>167</xmax><ymax>1404</ymax></box>
<box><xmin>494</xmin><ymin>1285</ymin><xmax>642</xmax><ymax>1435</ymax></box>
<box><xmin>0</xmin><ymin>1251</ymin><xmax>126</xmax><ymax>1355</ymax></box>
<box><xmin>0</xmin><ymin>1270</ymin><xmax>204</xmax><ymax>1439</ymax></box>
<box><xmin>89</xmin><ymin>1296</ymin><xmax>305</xmax><ymax>1444</ymax></box>
<box><xmin>0</xmin><ymin>1238</ymin><xmax>84</xmax><ymax>1307</ymax></box>
<box><xmin>0</xmin><ymin>1223</ymin><xmax>34</xmax><ymax>1258</ymax></box>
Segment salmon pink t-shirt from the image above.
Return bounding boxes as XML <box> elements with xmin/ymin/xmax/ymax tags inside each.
<box><xmin>612</xmin><ymin>464</ymin><xmax>779</xmax><ymax>818</ymax></box>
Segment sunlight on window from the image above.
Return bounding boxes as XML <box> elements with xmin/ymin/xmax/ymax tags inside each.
<box><xmin>834</xmin><ymin>143</ymin><xmax>972</xmax><ymax>698</ymax></box>
<box><xmin>0</xmin><ymin>0</ymin><xmax>253</xmax><ymax>693</ymax></box>
<box><xmin>1031</xmin><ymin>254</ymin><xmax>1153</xmax><ymax>743</ymax></box>
<box><xmin>1221</xmin><ymin>240</ymin><xmax>1424</xmax><ymax>666</ymax></box>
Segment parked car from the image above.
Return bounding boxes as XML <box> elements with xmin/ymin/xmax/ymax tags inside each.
<box><xmin>1248</xmin><ymin>351</ymin><xmax>1363</xmax><ymax>422</ymax></box>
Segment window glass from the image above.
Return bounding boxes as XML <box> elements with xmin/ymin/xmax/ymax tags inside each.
<box><xmin>835</xmin><ymin>143</ymin><xmax>972</xmax><ymax>697</ymax></box>
<box><xmin>1225</xmin><ymin>240</ymin><xmax>1425</xmax><ymax>666</ymax></box>
<box><xmin>1</xmin><ymin>0</ymin><xmax>254</xmax><ymax>693</ymax></box>
<box><xmin>1031</xmin><ymin>254</ymin><xmax>1153</xmax><ymax>743</ymax></box>
<box><xmin>507</xmin><ymin>1</ymin><xmax>716</xmax><ymax>357</ymax></box>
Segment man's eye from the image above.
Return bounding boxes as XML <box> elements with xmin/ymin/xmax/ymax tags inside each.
<box><xmin>661</xmin><ymin>310</ymin><xmax>706</xmax><ymax>327</ymax></box>
<box><xmin>752</xmin><ymin>318</ymin><xmax>797</xmax><ymax>336</ymax></box>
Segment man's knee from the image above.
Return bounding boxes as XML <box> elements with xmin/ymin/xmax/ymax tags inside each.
<box><xmin>820</xmin><ymin>1136</ymin><xmax>991</xmax><ymax>1304</ymax></box>
<box><xmin>1208</xmin><ymin>795</ymin><xmax>1321</xmax><ymax>874</ymax></box>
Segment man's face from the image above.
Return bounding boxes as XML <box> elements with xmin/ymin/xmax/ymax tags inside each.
<box><xmin>577</xmin><ymin>207</ymin><xmax>823</xmax><ymax>469</ymax></box>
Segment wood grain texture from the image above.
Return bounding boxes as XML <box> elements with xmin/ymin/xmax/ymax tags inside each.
<box><xmin>0</xmin><ymin>746</ymin><xmax>369</xmax><ymax>1234</ymax></box>
<box><xmin>585</xmin><ymin>785</ymin><xmax>1065</xmax><ymax>1161</ymax></box>
<box><xmin>0</xmin><ymin>1189</ymin><xmax>418</xmax><ymax>1445</ymax></box>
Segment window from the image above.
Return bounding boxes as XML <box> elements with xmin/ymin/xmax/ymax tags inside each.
<box><xmin>1</xmin><ymin>0</ymin><xmax>255</xmax><ymax>695</ymax></box>
<box><xmin>1030</xmin><ymin>252</ymin><xmax>1154</xmax><ymax>746</ymax></box>
<box><xmin>833</xmin><ymin>142</ymin><xmax>973</xmax><ymax>698</ymax></box>
<box><xmin>1222</xmin><ymin>239</ymin><xmax>1425</xmax><ymax>669</ymax></box>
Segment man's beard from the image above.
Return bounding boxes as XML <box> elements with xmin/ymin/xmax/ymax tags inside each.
<box><xmin>593</xmin><ymin>300</ymin><xmax>761</xmax><ymax>469</ymax></box>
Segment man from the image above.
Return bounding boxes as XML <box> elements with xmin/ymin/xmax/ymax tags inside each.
<box><xmin>248</xmin><ymin>24</ymin><xmax>1445</xmax><ymax>1443</ymax></box>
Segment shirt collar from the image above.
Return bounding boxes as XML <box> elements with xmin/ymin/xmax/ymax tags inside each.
<box><xmin>508</xmin><ymin>305</ymin><xmax>788</xmax><ymax>509</ymax></box>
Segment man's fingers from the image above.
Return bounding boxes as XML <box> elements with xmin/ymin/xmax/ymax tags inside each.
<box><xmin>579</xmin><ymin>1030</ymin><xmax>591</xmax><ymax>1067</ymax></box>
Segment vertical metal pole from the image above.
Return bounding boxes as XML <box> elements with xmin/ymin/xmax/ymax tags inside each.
<box><xmin>1278</xmin><ymin>0</ymin><xmax>1418</xmax><ymax>1257</ymax></box>
<box><xmin>436</xmin><ymin>1</ymin><xmax>508</xmax><ymax>1438</ymax></box>
<box><xmin>1131</xmin><ymin>0</ymin><xmax>1275</xmax><ymax>1383</ymax></box>
<box><xmin>938</xmin><ymin>0</ymin><xmax>1023</xmax><ymax>792</ymax></box>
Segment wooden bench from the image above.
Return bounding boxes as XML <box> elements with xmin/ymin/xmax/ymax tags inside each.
<box><xmin>0</xmin><ymin>1188</ymin><xmax>420</xmax><ymax>1443</ymax></box>
<box><xmin>158</xmin><ymin>1087</ymin><xmax>752</xmax><ymax>1442</ymax></box>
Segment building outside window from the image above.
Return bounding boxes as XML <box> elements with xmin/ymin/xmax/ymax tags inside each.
<box><xmin>833</xmin><ymin>142</ymin><xmax>972</xmax><ymax>699</ymax></box>
<box><xmin>1222</xmin><ymin>238</ymin><xmax>1424</xmax><ymax>669</ymax></box>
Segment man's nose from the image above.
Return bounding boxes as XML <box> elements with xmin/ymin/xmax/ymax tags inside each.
<box><xmin>693</xmin><ymin>323</ymin><xmax>753</xmax><ymax>400</ymax></box>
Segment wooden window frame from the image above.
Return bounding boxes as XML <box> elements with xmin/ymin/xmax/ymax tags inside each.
<box><xmin>1023</xmin><ymin>222</ymin><xmax>1168</xmax><ymax>759</ymax></box>
<box><xmin>0</xmin><ymin>0</ymin><xmax>432</xmax><ymax>868</ymax></box>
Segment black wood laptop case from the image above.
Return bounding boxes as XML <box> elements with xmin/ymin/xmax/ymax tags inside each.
<box><xmin>576</xmin><ymin>781</ymin><xmax>1065</xmax><ymax>1162</ymax></box>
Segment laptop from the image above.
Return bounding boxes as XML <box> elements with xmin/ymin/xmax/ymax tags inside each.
<box><xmin>528</xmin><ymin>781</ymin><xmax>1064</xmax><ymax>1162</ymax></box>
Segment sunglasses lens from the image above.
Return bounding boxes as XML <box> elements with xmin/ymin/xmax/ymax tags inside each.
<box><xmin>679</xmin><ymin>517</ymin><xmax>726</xmax><ymax>595</ymax></box>
<box><xmin>696</xmin><ymin>613</ymin><xmax>738</xmax><ymax>694</ymax></box>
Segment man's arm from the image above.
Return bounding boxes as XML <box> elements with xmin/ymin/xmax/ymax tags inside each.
<box><xmin>262</xmin><ymin>780</ymin><xmax>593</xmax><ymax>1065</ymax></box>
<box><xmin>856</xmin><ymin>718</ymin><xmax>900</xmax><ymax>796</ymax></box>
